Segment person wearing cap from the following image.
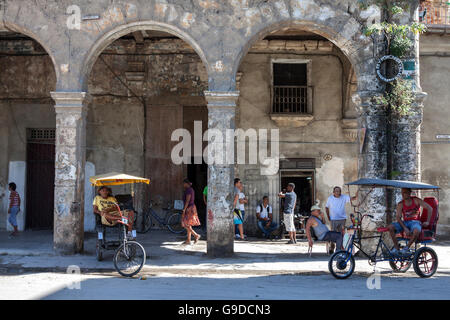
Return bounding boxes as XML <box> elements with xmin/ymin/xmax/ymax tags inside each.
<box><xmin>306</xmin><ymin>201</ymin><xmax>343</xmax><ymax>252</ymax></box>
<box><xmin>278</xmin><ymin>183</ymin><xmax>297</xmax><ymax>244</ymax></box>
<box><xmin>181</xmin><ymin>178</ymin><xmax>201</xmax><ymax>245</ymax></box>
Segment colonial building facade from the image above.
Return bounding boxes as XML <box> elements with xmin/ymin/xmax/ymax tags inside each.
<box><xmin>0</xmin><ymin>0</ymin><xmax>448</xmax><ymax>256</ymax></box>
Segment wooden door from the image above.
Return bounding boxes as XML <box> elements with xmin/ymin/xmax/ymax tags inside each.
<box><xmin>26</xmin><ymin>141</ymin><xmax>55</xmax><ymax>229</ymax></box>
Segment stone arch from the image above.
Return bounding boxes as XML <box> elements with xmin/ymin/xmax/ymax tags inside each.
<box><xmin>81</xmin><ymin>21</ymin><xmax>210</xmax><ymax>91</ymax></box>
<box><xmin>232</xmin><ymin>18</ymin><xmax>375</xmax><ymax>93</ymax></box>
<box><xmin>2</xmin><ymin>21</ymin><xmax>60</xmax><ymax>84</ymax></box>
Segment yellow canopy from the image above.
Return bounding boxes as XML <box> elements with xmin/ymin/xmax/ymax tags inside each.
<box><xmin>89</xmin><ymin>172</ymin><xmax>150</xmax><ymax>186</ymax></box>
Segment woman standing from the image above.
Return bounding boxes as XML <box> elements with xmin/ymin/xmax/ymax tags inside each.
<box><xmin>181</xmin><ymin>179</ymin><xmax>201</xmax><ymax>245</ymax></box>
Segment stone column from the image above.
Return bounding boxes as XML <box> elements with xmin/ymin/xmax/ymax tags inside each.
<box><xmin>354</xmin><ymin>91</ymin><xmax>388</xmax><ymax>220</ymax></box>
<box><xmin>51</xmin><ymin>92</ymin><xmax>88</xmax><ymax>254</ymax></box>
<box><xmin>204</xmin><ymin>91</ymin><xmax>239</xmax><ymax>257</ymax></box>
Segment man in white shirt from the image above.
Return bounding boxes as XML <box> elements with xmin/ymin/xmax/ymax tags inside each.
<box><xmin>325</xmin><ymin>186</ymin><xmax>358</xmax><ymax>253</ymax></box>
<box><xmin>256</xmin><ymin>196</ymin><xmax>278</xmax><ymax>239</ymax></box>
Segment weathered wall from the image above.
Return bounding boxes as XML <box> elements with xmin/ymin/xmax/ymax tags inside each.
<box><xmin>420</xmin><ymin>33</ymin><xmax>450</xmax><ymax>235</ymax></box>
<box><xmin>236</xmin><ymin>42</ymin><xmax>358</xmax><ymax>234</ymax></box>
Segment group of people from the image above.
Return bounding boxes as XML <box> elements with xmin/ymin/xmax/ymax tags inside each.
<box><xmin>7</xmin><ymin>177</ymin><xmax>434</xmax><ymax>256</ymax></box>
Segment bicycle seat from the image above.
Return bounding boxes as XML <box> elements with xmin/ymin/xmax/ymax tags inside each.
<box><xmin>377</xmin><ymin>227</ymin><xmax>390</xmax><ymax>233</ymax></box>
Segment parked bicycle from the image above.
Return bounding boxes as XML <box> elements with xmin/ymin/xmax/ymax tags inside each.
<box><xmin>137</xmin><ymin>201</ymin><xmax>184</xmax><ymax>234</ymax></box>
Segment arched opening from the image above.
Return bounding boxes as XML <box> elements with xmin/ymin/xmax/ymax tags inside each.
<box><xmin>84</xmin><ymin>28</ymin><xmax>209</xmax><ymax>232</ymax></box>
<box><xmin>0</xmin><ymin>29</ymin><xmax>57</xmax><ymax>233</ymax></box>
<box><xmin>234</xmin><ymin>26</ymin><xmax>360</xmax><ymax>238</ymax></box>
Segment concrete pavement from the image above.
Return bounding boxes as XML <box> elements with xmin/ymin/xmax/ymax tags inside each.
<box><xmin>1</xmin><ymin>230</ymin><xmax>450</xmax><ymax>278</ymax></box>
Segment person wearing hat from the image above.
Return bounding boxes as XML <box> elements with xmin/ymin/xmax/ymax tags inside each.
<box><xmin>306</xmin><ymin>201</ymin><xmax>343</xmax><ymax>253</ymax></box>
<box><xmin>278</xmin><ymin>183</ymin><xmax>297</xmax><ymax>244</ymax></box>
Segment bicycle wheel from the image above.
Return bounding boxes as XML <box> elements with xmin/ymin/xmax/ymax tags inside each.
<box><xmin>328</xmin><ymin>250</ymin><xmax>355</xmax><ymax>279</ymax></box>
<box><xmin>113</xmin><ymin>241</ymin><xmax>146</xmax><ymax>277</ymax></box>
<box><xmin>167</xmin><ymin>213</ymin><xmax>185</xmax><ymax>234</ymax></box>
<box><xmin>413</xmin><ymin>246</ymin><xmax>438</xmax><ymax>278</ymax></box>
<box><xmin>389</xmin><ymin>259</ymin><xmax>412</xmax><ymax>273</ymax></box>
<box><xmin>137</xmin><ymin>209</ymin><xmax>153</xmax><ymax>234</ymax></box>
<box><xmin>96</xmin><ymin>239</ymin><xmax>103</xmax><ymax>262</ymax></box>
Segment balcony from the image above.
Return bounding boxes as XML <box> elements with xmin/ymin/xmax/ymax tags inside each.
<box><xmin>419</xmin><ymin>1</ymin><xmax>450</xmax><ymax>29</ymax></box>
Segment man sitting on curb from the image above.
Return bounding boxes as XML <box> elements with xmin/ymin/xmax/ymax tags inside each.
<box><xmin>256</xmin><ymin>196</ymin><xmax>278</xmax><ymax>239</ymax></box>
<box><xmin>306</xmin><ymin>201</ymin><xmax>343</xmax><ymax>253</ymax></box>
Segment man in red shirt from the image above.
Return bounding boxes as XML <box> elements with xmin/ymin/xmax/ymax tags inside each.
<box><xmin>388</xmin><ymin>188</ymin><xmax>433</xmax><ymax>257</ymax></box>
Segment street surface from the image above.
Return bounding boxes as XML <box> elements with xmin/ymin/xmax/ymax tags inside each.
<box><xmin>1</xmin><ymin>271</ymin><xmax>449</xmax><ymax>300</ymax></box>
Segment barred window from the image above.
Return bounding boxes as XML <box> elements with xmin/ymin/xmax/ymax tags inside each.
<box><xmin>272</xmin><ymin>61</ymin><xmax>312</xmax><ymax>114</ymax></box>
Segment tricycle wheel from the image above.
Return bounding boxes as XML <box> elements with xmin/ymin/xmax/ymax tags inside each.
<box><xmin>96</xmin><ymin>240</ymin><xmax>103</xmax><ymax>261</ymax></box>
<box><xmin>328</xmin><ymin>250</ymin><xmax>355</xmax><ymax>279</ymax></box>
<box><xmin>389</xmin><ymin>259</ymin><xmax>412</xmax><ymax>273</ymax></box>
<box><xmin>413</xmin><ymin>246</ymin><xmax>438</xmax><ymax>278</ymax></box>
<box><xmin>113</xmin><ymin>241</ymin><xmax>146</xmax><ymax>277</ymax></box>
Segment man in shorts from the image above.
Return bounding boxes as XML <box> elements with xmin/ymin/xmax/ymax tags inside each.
<box><xmin>388</xmin><ymin>188</ymin><xmax>433</xmax><ymax>257</ymax></box>
<box><xmin>278</xmin><ymin>183</ymin><xmax>297</xmax><ymax>244</ymax></box>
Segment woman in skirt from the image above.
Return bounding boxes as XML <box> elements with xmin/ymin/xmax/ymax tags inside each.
<box><xmin>181</xmin><ymin>179</ymin><xmax>201</xmax><ymax>245</ymax></box>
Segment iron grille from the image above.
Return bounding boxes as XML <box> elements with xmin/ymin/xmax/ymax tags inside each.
<box><xmin>27</xmin><ymin>128</ymin><xmax>56</xmax><ymax>141</ymax></box>
<box><xmin>273</xmin><ymin>85</ymin><xmax>308</xmax><ymax>113</ymax></box>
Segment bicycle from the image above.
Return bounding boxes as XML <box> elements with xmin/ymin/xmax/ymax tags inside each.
<box><xmin>137</xmin><ymin>202</ymin><xmax>184</xmax><ymax>234</ymax></box>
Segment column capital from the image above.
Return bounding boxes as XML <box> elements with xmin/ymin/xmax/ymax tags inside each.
<box><xmin>51</xmin><ymin>91</ymin><xmax>90</xmax><ymax>113</ymax></box>
<box><xmin>204</xmin><ymin>91</ymin><xmax>240</xmax><ymax>109</ymax></box>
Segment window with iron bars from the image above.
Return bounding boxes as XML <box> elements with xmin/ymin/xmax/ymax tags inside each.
<box><xmin>272</xmin><ymin>62</ymin><xmax>312</xmax><ymax>114</ymax></box>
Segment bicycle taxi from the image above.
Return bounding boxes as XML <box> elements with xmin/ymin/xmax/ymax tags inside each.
<box><xmin>329</xmin><ymin>178</ymin><xmax>439</xmax><ymax>279</ymax></box>
<box><xmin>89</xmin><ymin>172</ymin><xmax>150</xmax><ymax>277</ymax></box>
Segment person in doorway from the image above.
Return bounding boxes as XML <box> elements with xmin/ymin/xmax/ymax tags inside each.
<box><xmin>306</xmin><ymin>201</ymin><xmax>343</xmax><ymax>253</ymax></box>
<box><xmin>233</xmin><ymin>178</ymin><xmax>247</xmax><ymax>241</ymax></box>
<box><xmin>388</xmin><ymin>188</ymin><xmax>433</xmax><ymax>257</ymax></box>
<box><xmin>93</xmin><ymin>186</ymin><xmax>135</xmax><ymax>234</ymax></box>
<box><xmin>278</xmin><ymin>183</ymin><xmax>297</xmax><ymax>244</ymax></box>
<box><xmin>181</xmin><ymin>179</ymin><xmax>201</xmax><ymax>245</ymax></box>
<box><xmin>203</xmin><ymin>186</ymin><xmax>208</xmax><ymax>207</ymax></box>
<box><xmin>256</xmin><ymin>196</ymin><xmax>278</xmax><ymax>239</ymax></box>
<box><xmin>325</xmin><ymin>186</ymin><xmax>358</xmax><ymax>253</ymax></box>
<box><xmin>235</xmin><ymin>182</ymin><xmax>248</xmax><ymax>237</ymax></box>
<box><xmin>8</xmin><ymin>182</ymin><xmax>20</xmax><ymax>237</ymax></box>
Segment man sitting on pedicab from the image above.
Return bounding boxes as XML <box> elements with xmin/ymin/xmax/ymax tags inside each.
<box><xmin>306</xmin><ymin>202</ymin><xmax>343</xmax><ymax>252</ymax></box>
<box><xmin>93</xmin><ymin>186</ymin><xmax>135</xmax><ymax>234</ymax></box>
<box><xmin>388</xmin><ymin>188</ymin><xmax>433</xmax><ymax>257</ymax></box>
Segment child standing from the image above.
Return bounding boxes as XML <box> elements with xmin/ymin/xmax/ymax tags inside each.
<box><xmin>8</xmin><ymin>182</ymin><xmax>20</xmax><ymax>237</ymax></box>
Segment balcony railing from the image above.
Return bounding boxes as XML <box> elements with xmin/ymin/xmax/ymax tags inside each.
<box><xmin>272</xmin><ymin>85</ymin><xmax>309</xmax><ymax>114</ymax></box>
<box><xmin>419</xmin><ymin>1</ymin><xmax>450</xmax><ymax>28</ymax></box>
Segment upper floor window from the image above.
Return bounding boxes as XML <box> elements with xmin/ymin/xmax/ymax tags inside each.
<box><xmin>271</xmin><ymin>59</ymin><xmax>312</xmax><ymax>114</ymax></box>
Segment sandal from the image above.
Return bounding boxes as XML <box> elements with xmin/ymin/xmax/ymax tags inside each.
<box><xmin>194</xmin><ymin>235</ymin><xmax>201</xmax><ymax>244</ymax></box>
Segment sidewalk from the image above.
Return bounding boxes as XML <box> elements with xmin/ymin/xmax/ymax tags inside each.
<box><xmin>1</xmin><ymin>230</ymin><xmax>450</xmax><ymax>277</ymax></box>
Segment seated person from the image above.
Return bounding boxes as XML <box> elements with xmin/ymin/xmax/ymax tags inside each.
<box><xmin>256</xmin><ymin>196</ymin><xmax>278</xmax><ymax>239</ymax></box>
<box><xmin>93</xmin><ymin>186</ymin><xmax>135</xmax><ymax>233</ymax></box>
<box><xmin>306</xmin><ymin>201</ymin><xmax>343</xmax><ymax>251</ymax></box>
<box><xmin>388</xmin><ymin>188</ymin><xmax>433</xmax><ymax>256</ymax></box>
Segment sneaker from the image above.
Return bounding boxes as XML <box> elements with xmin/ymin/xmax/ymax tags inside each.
<box><xmin>235</xmin><ymin>234</ymin><xmax>240</xmax><ymax>239</ymax></box>
<box><xmin>293</xmin><ymin>238</ymin><xmax>297</xmax><ymax>244</ymax></box>
<box><xmin>287</xmin><ymin>239</ymin><xmax>295</xmax><ymax>244</ymax></box>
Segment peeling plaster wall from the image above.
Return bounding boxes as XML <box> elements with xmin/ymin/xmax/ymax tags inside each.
<box><xmin>236</xmin><ymin>47</ymin><xmax>359</xmax><ymax>234</ymax></box>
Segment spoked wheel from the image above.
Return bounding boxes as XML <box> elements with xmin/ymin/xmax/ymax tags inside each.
<box><xmin>113</xmin><ymin>241</ymin><xmax>146</xmax><ymax>277</ymax></box>
<box><xmin>389</xmin><ymin>259</ymin><xmax>412</xmax><ymax>273</ymax></box>
<box><xmin>413</xmin><ymin>247</ymin><xmax>438</xmax><ymax>278</ymax></box>
<box><xmin>137</xmin><ymin>210</ymin><xmax>153</xmax><ymax>234</ymax></box>
<box><xmin>328</xmin><ymin>250</ymin><xmax>355</xmax><ymax>279</ymax></box>
<box><xmin>96</xmin><ymin>240</ymin><xmax>103</xmax><ymax>261</ymax></box>
<box><xmin>167</xmin><ymin>213</ymin><xmax>185</xmax><ymax>234</ymax></box>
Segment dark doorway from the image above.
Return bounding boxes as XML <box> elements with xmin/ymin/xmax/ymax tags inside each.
<box><xmin>26</xmin><ymin>129</ymin><xmax>55</xmax><ymax>230</ymax></box>
<box><xmin>187</xmin><ymin>158</ymin><xmax>208</xmax><ymax>227</ymax></box>
<box><xmin>280</xmin><ymin>171</ymin><xmax>315</xmax><ymax>216</ymax></box>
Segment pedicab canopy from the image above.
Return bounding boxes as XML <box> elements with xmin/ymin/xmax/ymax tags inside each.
<box><xmin>346</xmin><ymin>178</ymin><xmax>439</xmax><ymax>190</ymax></box>
<box><xmin>89</xmin><ymin>172</ymin><xmax>150</xmax><ymax>186</ymax></box>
